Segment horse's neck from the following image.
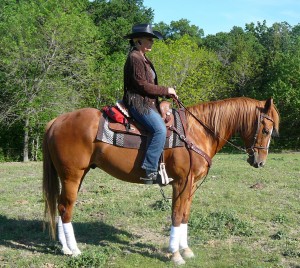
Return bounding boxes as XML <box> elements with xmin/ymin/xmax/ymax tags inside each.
<box><xmin>187</xmin><ymin>100</ymin><xmax>256</xmax><ymax>154</ymax></box>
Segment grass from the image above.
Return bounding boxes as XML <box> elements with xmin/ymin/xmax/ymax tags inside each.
<box><xmin>0</xmin><ymin>153</ymin><xmax>299</xmax><ymax>267</ymax></box>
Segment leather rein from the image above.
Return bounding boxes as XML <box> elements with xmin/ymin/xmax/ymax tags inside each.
<box><xmin>173</xmin><ymin>98</ymin><xmax>274</xmax><ymax>158</ymax></box>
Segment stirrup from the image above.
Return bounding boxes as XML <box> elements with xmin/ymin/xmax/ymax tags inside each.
<box><xmin>140</xmin><ymin>163</ymin><xmax>173</xmax><ymax>185</ymax></box>
<box><xmin>157</xmin><ymin>163</ymin><xmax>173</xmax><ymax>186</ymax></box>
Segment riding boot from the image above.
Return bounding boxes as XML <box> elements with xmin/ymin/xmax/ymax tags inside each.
<box><xmin>140</xmin><ymin>170</ymin><xmax>158</xmax><ymax>184</ymax></box>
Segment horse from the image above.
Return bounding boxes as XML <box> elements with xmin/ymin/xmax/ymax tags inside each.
<box><xmin>42</xmin><ymin>97</ymin><xmax>279</xmax><ymax>265</ymax></box>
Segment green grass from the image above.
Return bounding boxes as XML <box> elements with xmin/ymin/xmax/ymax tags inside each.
<box><xmin>0</xmin><ymin>153</ymin><xmax>299</xmax><ymax>267</ymax></box>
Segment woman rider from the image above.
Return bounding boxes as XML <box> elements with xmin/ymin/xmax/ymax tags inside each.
<box><xmin>123</xmin><ymin>23</ymin><xmax>177</xmax><ymax>184</ymax></box>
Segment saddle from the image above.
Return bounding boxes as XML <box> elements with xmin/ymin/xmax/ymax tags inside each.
<box><xmin>96</xmin><ymin>100</ymin><xmax>186</xmax><ymax>150</ymax></box>
<box><xmin>103</xmin><ymin>100</ymin><xmax>176</xmax><ymax>138</ymax></box>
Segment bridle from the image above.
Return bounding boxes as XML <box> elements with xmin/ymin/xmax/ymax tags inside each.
<box><xmin>246</xmin><ymin>112</ymin><xmax>274</xmax><ymax>156</ymax></box>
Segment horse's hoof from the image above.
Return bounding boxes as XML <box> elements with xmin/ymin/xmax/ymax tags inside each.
<box><xmin>181</xmin><ymin>247</ymin><xmax>195</xmax><ymax>259</ymax></box>
<box><xmin>171</xmin><ymin>251</ymin><xmax>186</xmax><ymax>265</ymax></box>
<box><xmin>71</xmin><ymin>248</ymin><xmax>82</xmax><ymax>257</ymax></box>
<box><xmin>62</xmin><ymin>246</ymin><xmax>72</xmax><ymax>255</ymax></box>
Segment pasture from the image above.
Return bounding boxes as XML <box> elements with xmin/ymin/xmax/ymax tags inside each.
<box><xmin>0</xmin><ymin>153</ymin><xmax>299</xmax><ymax>267</ymax></box>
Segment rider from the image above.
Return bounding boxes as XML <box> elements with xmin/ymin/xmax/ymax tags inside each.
<box><xmin>123</xmin><ymin>23</ymin><xmax>177</xmax><ymax>184</ymax></box>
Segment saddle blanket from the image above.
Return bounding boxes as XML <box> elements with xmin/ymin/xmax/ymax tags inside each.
<box><xmin>96</xmin><ymin>108</ymin><xmax>184</xmax><ymax>149</ymax></box>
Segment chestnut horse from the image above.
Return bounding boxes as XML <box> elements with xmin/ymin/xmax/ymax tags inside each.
<box><xmin>43</xmin><ymin>97</ymin><xmax>279</xmax><ymax>265</ymax></box>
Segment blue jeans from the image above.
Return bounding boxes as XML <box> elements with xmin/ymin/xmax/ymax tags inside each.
<box><xmin>129</xmin><ymin>106</ymin><xmax>166</xmax><ymax>172</ymax></box>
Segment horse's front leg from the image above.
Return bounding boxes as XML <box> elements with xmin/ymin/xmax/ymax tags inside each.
<box><xmin>169</xmin><ymin>181</ymin><xmax>196</xmax><ymax>265</ymax></box>
<box><xmin>179</xmin><ymin>196</ymin><xmax>195</xmax><ymax>260</ymax></box>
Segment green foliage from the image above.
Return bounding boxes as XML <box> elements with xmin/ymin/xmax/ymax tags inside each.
<box><xmin>0</xmin><ymin>0</ymin><xmax>100</xmax><ymax>160</ymax></box>
<box><xmin>88</xmin><ymin>0</ymin><xmax>154</xmax><ymax>54</ymax></box>
<box><xmin>0</xmin><ymin>1</ymin><xmax>299</xmax><ymax>161</ymax></box>
<box><xmin>0</xmin><ymin>122</ymin><xmax>24</xmax><ymax>162</ymax></box>
<box><xmin>149</xmin><ymin>35</ymin><xmax>200</xmax><ymax>86</ymax></box>
<box><xmin>93</xmin><ymin>52</ymin><xmax>126</xmax><ymax>107</ymax></box>
<box><xmin>254</xmin><ymin>24</ymin><xmax>300</xmax><ymax>148</ymax></box>
<box><xmin>149</xmin><ymin>35</ymin><xmax>229</xmax><ymax>104</ymax></box>
<box><xmin>203</xmin><ymin>22</ymin><xmax>300</xmax><ymax>149</ymax></box>
<box><xmin>204</xmin><ymin>26</ymin><xmax>265</xmax><ymax>97</ymax></box>
<box><xmin>180</xmin><ymin>49</ymin><xmax>230</xmax><ymax>103</ymax></box>
<box><xmin>154</xmin><ymin>19</ymin><xmax>204</xmax><ymax>45</ymax></box>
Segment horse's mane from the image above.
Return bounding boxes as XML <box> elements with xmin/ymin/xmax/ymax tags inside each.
<box><xmin>187</xmin><ymin>97</ymin><xmax>279</xmax><ymax>140</ymax></box>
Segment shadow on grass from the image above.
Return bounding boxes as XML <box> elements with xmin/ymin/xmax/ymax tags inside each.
<box><xmin>0</xmin><ymin>215</ymin><xmax>168</xmax><ymax>262</ymax></box>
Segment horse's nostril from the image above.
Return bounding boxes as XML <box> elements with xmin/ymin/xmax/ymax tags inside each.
<box><xmin>258</xmin><ymin>161</ymin><xmax>265</xmax><ymax>168</ymax></box>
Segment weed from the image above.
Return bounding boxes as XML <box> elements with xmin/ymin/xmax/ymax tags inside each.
<box><xmin>271</xmin><ymin>230</ymin><xmax>286</xmax><ymax>240</ymax></box>
<box><xmin>65</xmin><ymin>248</ymin><xmax>109</xmax><ymax>268</ymax></box>
<box><xmin>152</xmin><ymin>199</ymin><xmax>172</xmax><ymax>211</ymax></box>
<box><xmin>189</xmin><ymin>210</ymin><xmax>253</xmax><ymax>239</ymax></box>
<box><xmin>282</xmin><ymin>241</ymin><xmax>300</xmax><ymax>258</ymax></box>
<box><xmin>272</xmin><ymin>214</ymin><xmax>288</xmax><ymax>224</ymax></box>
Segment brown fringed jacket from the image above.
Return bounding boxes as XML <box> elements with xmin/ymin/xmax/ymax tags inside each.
<box><xmin>123</xmin><ymin>49</ymin><xmax>169</xmax><ymax>114</ymax></box>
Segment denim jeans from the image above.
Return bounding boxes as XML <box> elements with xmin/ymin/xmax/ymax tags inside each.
<box><xmin>129</xmin><ymin>106</ymin><xmax>166</xmax><ymax>172</ymax></box>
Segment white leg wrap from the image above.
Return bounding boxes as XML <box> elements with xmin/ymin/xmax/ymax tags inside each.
<box><xmin>63</xmin><ymin>222</ymin><xmax>81</xmax><ymax>256</ymax></box>
<box><xmin>169</xmin><ymin>225</ymin><xmax>181</xmax><ymax>253</ymax></box>
<box><xmin>57</xmin><ymin>217</ymin><xmax>72</xmax><ymax>255</ymax></box>
<box><xmin>179</xmin><ymin>223</ymin><xmax>188</xmax><ymax>250</ymax></box>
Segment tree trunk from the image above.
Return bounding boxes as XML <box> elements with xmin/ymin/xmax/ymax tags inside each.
<box><xmin>23</xmin><ymin>117</ymin><xmax>29</xmax><ymax>162</ymax></box>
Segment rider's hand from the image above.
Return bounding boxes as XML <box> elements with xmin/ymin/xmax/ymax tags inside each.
<box><xmin>168</xmin><ymin>87</ymin><xmax>178</xmax><ymax>99</ymax></box>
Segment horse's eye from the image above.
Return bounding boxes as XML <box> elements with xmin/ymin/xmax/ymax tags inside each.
<box><xmin>262</xmin><ymin>128</ymin><xmax>269</xmax><ymax>135</ymax></box>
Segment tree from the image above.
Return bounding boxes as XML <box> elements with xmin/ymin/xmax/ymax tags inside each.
<box><xmin>203</xmin><ymin>26</ymin><xmax>265</xmax><ymax>97</ymax></box>
<box><xmin>149</xmin><ymin>35</ymin><xmax>227</xmax><ymax>105</ymax></box>
<box><xmin>259</xmin><ymin>24</ymin><xmax>300</xmax><ymax>148</ymax></box>
<box><xmin>0</xmin><ymin>0</ymin><xmax>100</xmax><ymax>161</ymax></box>
<box><xmin>92</xmin><ymin>52</ymin><xmax>126</xmax><ymax>108</ymax></box>
<box><xmin>154</xmin><ymin>19</ymin><xmax>204</xmax><ymax>45</ymax></box>
<box><xmin>87</xmin><ymin>0</ymin><xmax>154</xmax><ymax>55</ymax></box>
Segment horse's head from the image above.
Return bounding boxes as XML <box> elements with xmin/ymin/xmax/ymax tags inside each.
<box><xmin>245</xmin><ymin>98</ymin><xmax>279</xmax><ymax>168</ymax></box>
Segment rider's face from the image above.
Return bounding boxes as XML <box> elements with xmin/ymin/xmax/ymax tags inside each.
<box><xmin>139</xmin><ymin>37</ymin><xmax>154</xmax><ymax>53</ymax></box>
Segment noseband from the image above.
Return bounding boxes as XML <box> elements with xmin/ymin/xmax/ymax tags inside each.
<box><xmin>246</xmin><ymin>112</ymin><xmax>274</xmax><ymax>156</ymax></box>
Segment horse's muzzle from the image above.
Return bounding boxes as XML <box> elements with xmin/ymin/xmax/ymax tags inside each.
<box><xmin>247</xmin><ymin>152</ymin><xmax>266</xmax><ymax>168</ymax></box>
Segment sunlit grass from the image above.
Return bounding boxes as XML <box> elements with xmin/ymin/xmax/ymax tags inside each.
<box><xmin>0</xmin><ymin>153</ymin><xmax>299</xmax><ymax>267</ymax></box>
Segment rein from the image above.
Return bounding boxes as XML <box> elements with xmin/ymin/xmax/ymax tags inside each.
<box><xmin>173</xmin><ymin>98</ymin><xmax>247</xmax><ymax>154</ymax></box>
<box><xmin>173</xmin><ymin>98</ymin><xmax>274</xmax><ymax>155</ymax></box>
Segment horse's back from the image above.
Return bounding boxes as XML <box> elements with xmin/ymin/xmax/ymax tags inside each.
<box><xmin>48</xmin><ymin>108</ymin><xmax>101</xmax><ymax>137</ymax></box>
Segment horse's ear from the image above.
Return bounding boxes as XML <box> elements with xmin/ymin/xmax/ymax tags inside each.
<box><xmin>263</xmin><ymin>98</ymin><xmax>273</xmax><ymax>113</ymax></box>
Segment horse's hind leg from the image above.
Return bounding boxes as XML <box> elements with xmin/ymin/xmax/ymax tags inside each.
<box><xmin>57</xmin><ymin>215</ymin><xmax>72</xmax><ymax>255</ymax></box>
<box><xmin>57</xmin><ymin>174</ymin><xmax>84</xmax><ymax>256</ymax></box>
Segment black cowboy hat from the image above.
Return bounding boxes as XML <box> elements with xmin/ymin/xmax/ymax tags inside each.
<box><xmin>124</xmin><ymin>23</ymin><xmax>163</xmax><ymax>40</ymax></box>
